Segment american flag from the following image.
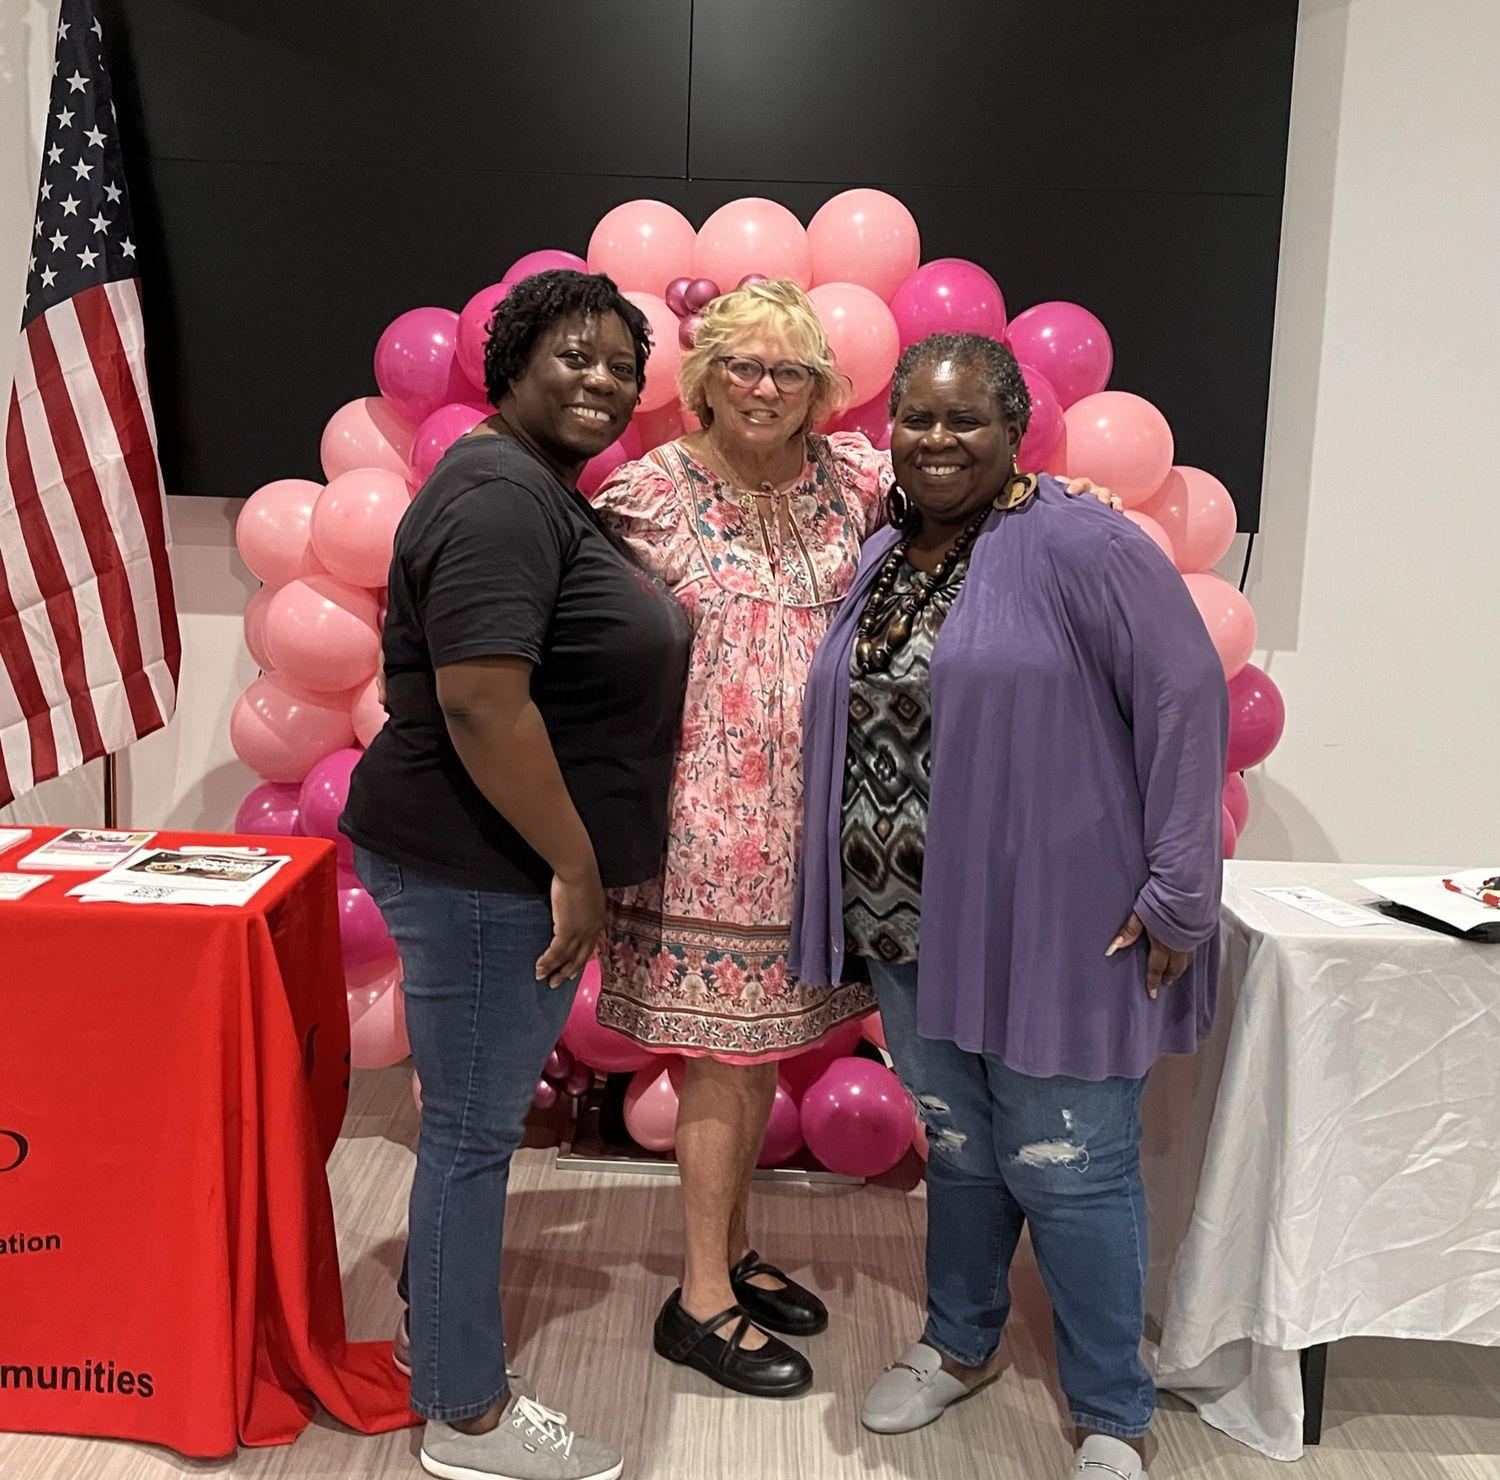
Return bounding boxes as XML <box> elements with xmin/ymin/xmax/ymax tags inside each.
<box><xmin>0</xmin><ymin>0</ymin><xmax>179</xmax><ymax>809</ymax></box>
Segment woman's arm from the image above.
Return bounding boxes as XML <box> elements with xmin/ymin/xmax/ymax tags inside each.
<box><xmin>436</xmin><ymin>656</ymin><xmax>602</xmax><ymax>987</ymax></box>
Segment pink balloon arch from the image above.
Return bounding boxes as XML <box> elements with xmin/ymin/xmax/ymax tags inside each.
<box><xmin>228</xmin><ymin>188</ymin><xmax>1279</xmax><ymax>1095</ymax></box>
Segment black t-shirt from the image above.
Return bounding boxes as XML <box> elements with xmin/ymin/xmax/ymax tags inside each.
<box><xmin>341</xmin><ymin>434</ymin><xmax>691</xmax><ymax>893</ymax></box>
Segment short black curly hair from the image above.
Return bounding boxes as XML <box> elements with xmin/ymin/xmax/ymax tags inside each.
<box><xmin>887</xmin><ymin>332</ymin><xmax>1032</xmax><ymax>431</ymax></box>
<box><xmin>481</xmin><ymin>269</ymin><xmax>652</xmax><ymax>406</ymax></box>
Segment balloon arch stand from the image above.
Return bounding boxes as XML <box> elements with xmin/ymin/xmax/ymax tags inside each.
<box><xmin>231</xmin><ymin>191</ymin><xmax>1286</xmax><ymax>1181</ymax></box>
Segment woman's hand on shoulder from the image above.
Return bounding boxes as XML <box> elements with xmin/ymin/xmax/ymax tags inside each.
<box><xmin>1105</xmin><ymin>911</ymin><xmax>1192</xmax><ymax>999</ymax></box>
<box><xmin>1064</xmin><ymin>476</ymin><xmax>1124</xmax><ymax>512</ymax></box>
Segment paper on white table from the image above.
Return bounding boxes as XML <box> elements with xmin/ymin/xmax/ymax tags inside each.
<box><xmin>1255</xmin><ymin>885</ymin><xmax>1387</xmax><ymax>927</ymax></box>
<box><xmin>1357</xmin><ymin>873</ymin><xmax>1500</xmax><ymax>932</ymax></box>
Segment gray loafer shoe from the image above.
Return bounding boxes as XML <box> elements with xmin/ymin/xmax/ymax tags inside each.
<box><xmin>861</xmin><ymin>1342</ymin><xmax>981</xmax><ymax>1434</ymax></box>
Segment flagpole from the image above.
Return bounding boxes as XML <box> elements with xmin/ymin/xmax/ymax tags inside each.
<box><xmin>103</xmin><ymin>751</ymin><xmax>118</xmax><ymax>828</ymax></box>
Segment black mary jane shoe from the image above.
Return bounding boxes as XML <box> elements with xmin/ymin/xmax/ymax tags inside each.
<box><xmin>653</xmin><ymin>1289</ymin><xmax>813</xmax><ymax>1398</ymax></box>
<box><xmin>730</xmin><ymin>1249</ymin><xmax>830</xmax><ymax>1337</ymax></box>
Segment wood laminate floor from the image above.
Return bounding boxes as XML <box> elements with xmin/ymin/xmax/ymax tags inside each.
<box><xmin>4</xmin><ymin>1066</ymin><xmax>1495</xmax><ymax>1479</ymax></box>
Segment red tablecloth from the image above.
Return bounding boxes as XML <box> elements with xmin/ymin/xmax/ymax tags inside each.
<box><xmin>0</xmin><ymin>828</ymin><xmax>416</xmax><ymax>1456</ymax></box>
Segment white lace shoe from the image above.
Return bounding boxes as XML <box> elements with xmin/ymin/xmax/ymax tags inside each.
<box><xmin>420</xmin><ymin>1394</ymin><xmax>623</xmax><ymax>1480</ymax></box>
<box><xmin>1071</xmin><ymin>1432</ymin><xmax>1147</xmax><ymax>1480</ymax></box>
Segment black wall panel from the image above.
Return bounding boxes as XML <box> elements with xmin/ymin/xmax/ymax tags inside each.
<box><xmin>100</xmin><ymin>0</ymin><xmax>1297</xmax><ymax>528</ymax></box>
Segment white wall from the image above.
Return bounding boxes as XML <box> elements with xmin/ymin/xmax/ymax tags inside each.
<box><xmin>4</xmin><ymin>0</ymin><xmax>1499</xmax><ymax>863</ymax></box>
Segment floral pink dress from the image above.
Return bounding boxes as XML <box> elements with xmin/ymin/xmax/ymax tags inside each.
<box><xmin>591</xmin><ymin>431</ymin><xmax>892</xmax><ymax>1061</ymax></box>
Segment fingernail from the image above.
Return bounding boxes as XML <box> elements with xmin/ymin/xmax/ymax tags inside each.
<box><xmin>1105</xmin><ymin>940</ymin><xmax>1122</xmax><ymax>957</ymax></box>
<box><xmin>1149</xmin><ymin>987</ymin><xmax>1159</xmax><ymax>999</ymax></box>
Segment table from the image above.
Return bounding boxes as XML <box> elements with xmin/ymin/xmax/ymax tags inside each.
<box><xmin>0</xmin><ymin>828</ymin><xmax>415</xmax><ymax>1457</ymax></box>
<box><xmin>1141</xmin><ymin>861</ymin><xmax>1500</xmax><ymax>1459</ymax></box>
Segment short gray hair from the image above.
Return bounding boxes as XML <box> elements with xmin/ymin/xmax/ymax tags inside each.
<box><xmin>887</xmin><ymin>333</ymin><xmax>1032</xmax><ymax>431</ymax></box>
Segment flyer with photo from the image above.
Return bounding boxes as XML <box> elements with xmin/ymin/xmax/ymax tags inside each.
<box><xmin>17</xmin><ymin>829</ymin><xmax>157</xmax><ymax>870</ymax></box>
<box><xmin>68</xmin><ymin>848</ymin><xmax>291</xmax><ymax>907</ymax></box>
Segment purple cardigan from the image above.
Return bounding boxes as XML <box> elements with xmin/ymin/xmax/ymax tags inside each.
<box><xmin>789</xmin><ymin>477</ymin><xmax>1229</xmax><ymax>1080</ymax></box>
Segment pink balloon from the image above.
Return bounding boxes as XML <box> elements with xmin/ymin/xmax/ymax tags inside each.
<box><xmin>264</xmin><ymin>575</ymin><xmax>381</xmax><ymax>694</ymax></box>
<box><xmin>1124</xmin><ymin>510</ymin><xmax>1176</xmax><ymax>563</ymax></box>
<box><xmin>1222</xmin><ymin>805</ymin><xmax>1239</xmax><ymax>860</ymax></box>
<box><xmin>298</xmin><ymin>746</ymin><xmax>363</xmax><ymax>870</ymax></box>
<box><xmin>373</xmin><ymin>307</ymin><xmax>470</xmax><ymax>426</ymax></box>
<box><xmin>310</xmin><ymin>468</ymin><xmax>410</xmax><ymax>589</ymax></box>
<box><xmin>563</xmin><ymin>1066</ymin><xmax>594</xmax><ymax>1098</ymax></box>
<box><xmin>544</xmin><ymin>1046</ymin><xmax>573</xmax><ymax>1082</ymax></box>
<box><xmin>1058</xmin><ymin>391</ymin><xmax>1174</xmax><ymax>508</ymax></box>
<box><xmin>320</xmin><ymin>397</ymin><xmax>415</xmax><ymax>483</ymax></box>
<box><xmin>230</xmin><ymin>673</ymin><xmax>357</xmax><ymax>783</ymax></box>
<box><xmin>234</xmin><ymin>779</ymin><xmax>301</xmax><ymax>837</ymax></box>
<box><xmin>622</xmin><ymin>292</ymin><xmax>682</xmax><ymax>413</ymax></box>
<box><xmin>808</xmin><ymin>281</ymin><xmax>900</xmax><ymax>408</ymax></box>
<box><xmin>347</xmin><ymin>956</ymin><xmax>399</xmax><ymax>1023</ymax></box>
<box><xmin>532</xmin><ymin>1079</ymin><xmax>560</xmax><ymax>1112</ymax></box>
<box><xmin>756</xmin><ymin>1077</ymin><xmax>806</xmax><ymax>1168</ymax></box>
<box><xmin>800</xmin><ymin>1058</ymin><xmax>912</xmax><ymax>1178</ymax></box>
<box><xmin>888</xmin><ymin>258</ymin><xmax>1007</xmax><ymax>348</ymax></box>
<box><xmin>631</xmin><ymin>400</ymin><xmax>685</xmax><ymax>452</ymax></box>
<box><xmin>683</xmin><ymin>278</ymin><xmax>721</xmax><ymax>313</ymax></box>
<box><xmin>243</xmin><ymin>585</ymin><xmax>274</xmax><ymax>670</ymax></box>
<box><xmin>350</xmin><ymin>972</ymin><xmax>409</xmax><ymax>1070</ymax></box>
<box><xmin>1182</xmin><ymin>572</ymin><xmax>1258</xmax><ymax>679</ymax></box>
<box><xmin>1016</xmin><ymin>364</ymin><xmax>1064</xmax><ymax>474</ymax></box>
<box><xmin>1225</xmin><ymin>662</ymin><xmax>1286</xmax><ymax>772</ymax></box>
<box><xmin>1005</xmin><ymin>302</ymin><xmax>1113</xmax><ymax>409</ymax></box>
<box><xmin>1223</xmin><ymin>771</ymin><xmax>1251</xmax><ymax>834</ymax></box>
<box><xmin>456</xmin><ymin>282</ymin><xmax>513</xmax><ymax>392</ymax></box>
<box><xmin>834</xmin><ymin>391</ymin><xmax>893</xmax><ymax>451</ymax></box>
<box><xmin>338</xmin><ymin>880</ymin><xmax>398</xmax><ymax>969</ymax></box>
<box><xmin>351</xmin><ymin>676</ymin><xmax>387</xmax><ymax>749</ymax></box>
<box><xmin>679</xmin><ymin>401</ymin><xmax>704</xmax><ymax>435</ymax></box>
<box><xmin>560</xmin><ymin>961</ymin><xmax>656</xmax><ymax>1074</ymax></box>
<box><xmin>694</xmin><ymin>198</ymin><xmax>812</xmax><ymax>290</ymax></box>
<box><xmin>860</xmin><ymin>1012</ymin><xmax>888</xmax><ymax>1052</ymax></box>
<box><xmin>780</xmin><ymin>1019</ymin><xmax>867</xmax><ymax>1100</ymax></box>
<box><xmin>1142</xmin><ymin>466</ymin><xmax>1238</xmax><ymax>574</ymax></box>
<box><xmin>504</xmin><ymin>249</ymin><xmax>590</xmax><ymax>280</ymax></box>
<box><xmin>588</xmin><ymin>200</ymin><xmax>697</xmax><ymax>294</ymax></box>
<box><xmin>236</xmin><ymin>479</ymin><xmax>325</xmax><ymax>589</ymax></box>
<box><xmin>410</xmin><ymin>402</ymin><xmax>492</xmax><ymax>486</ymax></box>
<box><xmin>577</xmin><ymin>423</ymin><xmax>644</xmax><ymax>498</ymax></box>
<box><xmin>808</xmin><ymin>189</ymin><xmax>921</xmax><ymax>302</ymax></box>
<box><xmin>623</xmin><ymin>1060</ymin><xmax>681</xmax><ymax>1153</ymax></box>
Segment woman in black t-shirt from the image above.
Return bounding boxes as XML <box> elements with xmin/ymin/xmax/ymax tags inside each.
<box><xmin>342</xmin><ymin>272</ymin><xmax>689</xmax><ymax>1480</ymax></box>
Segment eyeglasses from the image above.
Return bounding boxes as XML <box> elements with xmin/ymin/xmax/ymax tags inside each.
<box><xmin>714</xmin><ymin>355</ymin><xmax>814</xmax><ymax>392</ymax></box>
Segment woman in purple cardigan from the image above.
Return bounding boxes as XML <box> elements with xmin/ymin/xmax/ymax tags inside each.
<box><xmin>790</xmin><ymin>334</ymin><xmax>1228</xmax><ymax>1480</ymax></box>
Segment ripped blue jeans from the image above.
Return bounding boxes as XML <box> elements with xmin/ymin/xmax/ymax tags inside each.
<box><xmin>867</xmin><ymin>958</ymin><xmax>1155</xmax><ymax>1440</ymax></box>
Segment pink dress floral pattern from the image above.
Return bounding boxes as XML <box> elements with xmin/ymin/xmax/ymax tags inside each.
<box><xmin>591</xmin><ymin>432</ymin><xmax>893</xmax><ymax>1060</ymax></box>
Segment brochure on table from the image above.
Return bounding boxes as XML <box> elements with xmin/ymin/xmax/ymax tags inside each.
<box><xmin>68</xmin><ymin>848</ymin><xmax>292</xmax><ymax>907</ymax></box>
<box><xmin>0</xmin><ymin>872</ymin><xmax>50</xmax><ymax>900</ymax></box>
<box><xmin>16</xmin><ymin>828</ymin><xmax>156</xmax><ymax>871</ymax></box>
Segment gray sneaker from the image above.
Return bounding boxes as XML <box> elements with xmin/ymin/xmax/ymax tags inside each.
<box><xmin>419</xmin><ymin>1395</ymin><xmax>623</xmax><ymax>1480</ymax></box>
<box><xmin>394</xmin><ymin>1312</ymin><xmax>535</xmax><ymax>1399</ymax></box>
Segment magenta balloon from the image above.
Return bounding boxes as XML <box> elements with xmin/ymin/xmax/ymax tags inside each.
<box><xmin>888</xmin><ymin>258</ymin><xmax>1006</xmax><ymax>349</ymax></box>
<box><xmin>234</xmin><ymin>780</ymin><xmax>301</xmax><ymax>837</ymax></box>
<box><xmin>504</xmin><ymin>248</ymin><xmax>590</xmax><ymax>280</ymax></box>
<box><xmin>532</xmin><ymin>1079</ymin><xmax>560</xmax><ymax>1112</ymax></box>
<box><xmin>297</xmin><ymin>746</ymin><xmax>363</xmax><ymax>870</ymax></box>
<box><xmin>319</xmin><ymin>397</ymin><xmax>415</xmax><ymax>482</ymax></box>
<box><xmin>544</xmin><ymin>1046</ymin><xmax>573</xmax><ymax>1082</ymax></box>
<box><xmin>664</xmin><ymin>277</ymin><xmax>693</xmax><ymax>317</ymax></box>
<box><xmin>736</xmin><ymin>273</ymin><xmax>770</xmax><ymax>290</ymax></box>
<box><xmin>1006</xmin><ymin>302</ymin><xmax>1113</xmax><ymax>409</ymax></box>
<box><xmin>1222</xmin><ymin>805</ymin><xmax>1239</xmax><ymax>860</ymax></box>
<box><xmin>623</xmin><ymin>1061</ymin><xmax>680</xmax><ymax>1153</ymax></box>
<box><xmin>1182</xmin><ymin>573</ymin><xmax>1258</xmax><ymax>679</ymax></box>
<box><xmin>756</xmin><ymin>1078</ymin><xmax>806</xmax><ymax>1167</ymax></box>
<box><xmin>1225</xmin><ymin>662</ymin><xmax>1286</xmax><ymax>772</ymax></box>
<box><xmin>800</xmin><ymin>1057</ymin><xmax>913</xmax><ymax>1178</ymax></box>
<box><xmin>683</xmin><ymin>278</ymin><xmax>721</xmax><ymax>312</ymax></box>
<box><xmin>373</xmin><ymin>307</ymin><xmax>470</xmax><ymax>426</ymax></box>
<box><xmin>263</xmin><ymin>575</ymin><xmax>381</xmax><ymax>694</ymax></box>
<box><xmin>410</xmin><ymin>402</ymin><xmax>492</xmax><ymax>486</ymax></box>
<box><xmin>1015</xmin><ymin>364</ymin><xmax>1064</xmax><ymax>474</ymax></box>
<box><xmin>1142</xmin><ymin>466</ymin><xmax>1239</xmax><ymax>574</ymax></box>
<box><xmin>587</xmin><ymin>201</ymin><xmax>696</xmax><ymax>294</ymax></box>
<box><xmin>694</xmin><ymin>198</ymin><xmax>812</xmax><ymax>290</ymax></box>
<box><xmin>1222</xmin><ymin>771</ymin><xmax>1250</xmax><ymax>833</ymax></box>
<box><xmin>230</xmin><ymin>673</ymin><xmax>356</xmax><ymax>784</ymax></box>
<box><xmin>780</xmin><ymin>1019</ymin><xmax>867</xmax><ymax>1100</ymax></box>
<box><xmin>678</xmin><ymin>313</ymin><xmax>702</xmax><ymax>351</ymax></box>
<box><xmin>338</xmin><ymin>881</ymin><xmax>397</xmax><ymax>969</ymax></box>
<box><xmin>456</xmin><ymin>282</ymin><xmax>513</xmax><ymax>392</ymax></box>
<box><xmin>560</xmin><ymin>962</ymin><xmax>656</xmax><ymax>1073</ymax></box>
<box><xmin>860</xmin><ymin>1012</ymin><xmax>888</xmax><ymax>1052</ymax></box>
<box><xmin>563</xmin><ymin>1067</ymin><xmax>594</xmax><ymax>1098</ymax></box>
<box><xmin>835</xmin><ymin>391</ymin><xmax>894</xmax><ymax>451</ymax></box>
<box><xmin>236</xmin><ymin>479</ymin><xmax>325</xmax><ymax>590</ymax></box>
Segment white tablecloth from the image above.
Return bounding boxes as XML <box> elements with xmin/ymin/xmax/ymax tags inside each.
<box><xmin>1141</xmin><ymin>861</ymin><xmax>1500</xmax><ymax>1459</ymax></box>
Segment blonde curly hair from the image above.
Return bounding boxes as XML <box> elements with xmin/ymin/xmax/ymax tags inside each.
<box><xmin>678</xmin><ymin>279</ymin><xmax>848</xmax><ymax>433</ymax></box>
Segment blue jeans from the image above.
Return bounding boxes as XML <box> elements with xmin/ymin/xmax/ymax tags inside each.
<box><xmin>867</xmin><ymin>958</ymin><xmax>1155</xmax><ymax>1440</ymax></box>
<box><xmin>355</xmin><ymin>848</ymin><xmax>578</xmax><ymax>1422</ymax></box>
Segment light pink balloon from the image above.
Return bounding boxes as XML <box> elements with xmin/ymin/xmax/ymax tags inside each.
<box><xmin>1182</xmin><ymin>572</ymin><xmax>1258</xmax><ymax>679</ymax></box>
<box><xmin>1016</xmin><ymin>364</ymin><xmax>1063</xmax><ymax>474</ymax></box>
<box><xmin>349</xmin><ymin>970</ymin><xmax>409</xmax><ymax>1070</ymax></box>
<box><xmin>800</xmin><ymin>1058</ymin><xmax>912</xmax><ymax>1178</ymax></box>
<box><xmin>623</xmin><ymin>1060</ymin><xmax>680</xmax><ymax>1153</ymax></box>
<box><xmin>808</xmin><ymin>281</ymin><xmax>900</xmax><ymax>409</ymax></box>
<box><xmin>560</xmin><ymin>961</ymin><xmax>656</xmax><ymax>1073</ymax></box>
<box><xmin>694</xmin><ymin>198</ymin><xmax>812</xmax><ymax>290</ymax></box>
<box><xmin>1005</xmin><ymin>302</ymin><xmax>1113</xmax><ymax>409</ymax></box>
<box><xmin>779</xmin><ymin>1019</ymin><xmax>867</xmax><ymax>1101</ymax></box>
<box><xmin>888</xmin><ymin>258</ymin><xmax>1007</xmax><ymax>348</ymax></box>
<box><xmin>320</xmin><ymin>397</ymin><xmax>415</xmax><ymax>483</ymax></box>
<box><xmin>264</xmin><ymin>575</ymin><xmax>381</xmax><ymax>694</ymax></box>
<box><xmin>1223</xmin><ymin>771</ymin><xmax>1250</xmax><ymax>834</ymax></box>
<box><xmin>504</xmin><ymin>249</ymin><xmax>590</xmax><ymax>280</ymax></box>
<box><xmin>298</xmin><ymin>746</ymin><xmax>362</xmax><ymax>870</ymax></box>
<box><xmin>230</xmin><ymin>673</ymin><xmax>356</xmax><ymax>783</ymax></box>
<box><xmin>1059</xmin><ymin>391</ymin><xmax>1174</xmax><ymax>508</ymax></box>
<box><xmin>834</xmin><ymin>391</ymin><xmax>893</xmax><ymax>450</ymax></box>
<box><xmin>1142</xmin><ymin>466</ymin><xmax>1238</xmax><ymax>573</ymax></box>
<box><xmin>409</xmin><ymin>402</ymin><xmax>492</xmax><ymax>486</ymax></box>
<box><xmin>236</xmin><ymin>479</ymin><xmax>325</xmax><ymax>589</ymax></box>
<box><xmin>1222</xmin><ymin>805</ymin><xmax>1239</xmax><ymax>860</ymax></box>
<box><xmin>588</xmin><ymin>200</ymin><xmax>697</xmax><ymax>294</ymax></box>
<box><xmin>808</xmin><ymin>189</ymin><xmax>921</xmax><ymax>301</ymax></box>
<box><xmin>351</xmin><ymin>676</ymin><xmax>387</xmax><ymax>749</ymax></box>
<box><xmin>756</xmin><ymin>1077</ymin><xmax>806</xmax><ymax>1167</ymax></box>
<box><xmin>234</xmin><ymin>779</ymin><xmax>301</xmax><ymax>837</ymax></box>
<box><xmin>1124</xmin><ymin>510</ymin><xmax>1175</xmax><ymax>563</ymax></box>
<box><xmin>577</xmin><ymin>423</ymin><xmax>644</xmax><ymax>498</ymax></box>
<box><xmin>622</xmin><ymin>291</ymin><xmax>682</xmax><ymax>413</ymax></box>
<box><xmin>338</xmin><ymin>880</ymin><xmax>398</xmax><ymax>969</ymax></box>
<box><xmin>347</xmin><ymin>956</ymin><xmax>399</xmax><ymax>1024</ymax></box>
<box><xmin>373</xmin><ymin>307</ymin><xmax>470</xmax><ymax>426</ymax></box>
<box><xmin>309</xmin><ymin>468</ymin><xmax>410</xmax><ymax>589</ymax></box>
<box><xmin>456</xmin><ymin>282</ymin><xmax>513</xmax><ymax>393</ymax></box>
<box><xmin>243</xmin><ymin>586</ymin><xmax>274</xmax><ymax>670</ymax></box>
